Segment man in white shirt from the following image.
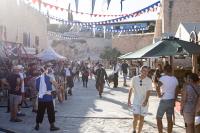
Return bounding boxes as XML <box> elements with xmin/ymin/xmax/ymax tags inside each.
<box><xmin>128</xmin><ymin>66</ymin><xmax>152</xmax><ymax>133</ymax></box>
<box><xmin>156</xmin><ymin>64</ymin><xmax>178</xmax><ymax>133</ymax></box>
<box><xmin>113</xmin><ymin>61</ymin><xmax>121</xmax><ymax>88</ymax></box>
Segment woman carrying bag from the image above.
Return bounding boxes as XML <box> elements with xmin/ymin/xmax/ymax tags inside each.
<box><xmin>181</xmin><ymin>73</ymin><xmax>200</xmax><ymax>133</ymax></box>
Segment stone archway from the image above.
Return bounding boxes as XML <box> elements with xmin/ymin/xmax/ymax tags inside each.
<box><xmin>190</xmin><ymin>30</ymin><xmax>198</xmax><ymax>43</ymax></box>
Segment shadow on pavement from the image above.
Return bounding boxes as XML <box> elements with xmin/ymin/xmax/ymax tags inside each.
<box><xmin>105</xmin><ymin>86</ymin><xmax>129</xmax><ymax>94</ymax></box>
<box><xmin>102</xmin><ymin>95</ymin><xmax>129</xmax><ymax>111</ymax></box>
<box><xmin>0</xmin><ymin>78</ymin><xmax>131</xmax><ymax>133</ymax></box>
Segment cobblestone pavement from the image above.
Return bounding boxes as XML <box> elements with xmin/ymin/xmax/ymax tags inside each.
<box><xmin>0</xmin><ymin>73</ymin><xmax>185</xmax><ymax>133</ymax></box>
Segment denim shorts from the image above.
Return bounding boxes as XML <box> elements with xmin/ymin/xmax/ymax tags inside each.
<box><xmin>156</xmin><ymin>99</ymin><xmax>175</xmax><ymax>118</ymax></box>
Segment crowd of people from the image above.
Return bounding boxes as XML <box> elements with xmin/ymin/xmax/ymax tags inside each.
<box><xmin>128</xmin><ymin>63</ymin><xmax>200</xmax><ymax>133</ymax></box>
<box><xmin>0</xmin><ymin>59</ymin><xmax>200</xmax><ymax>133</ymax></box>
<box><xmin>0</xmin><ymin>60</ymin><xmax>102</xmax><ymax>131</ymax></box>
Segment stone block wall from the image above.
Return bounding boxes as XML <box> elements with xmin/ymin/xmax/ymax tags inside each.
<box><xmin>0</xmin><ymin>0</ymin><xmax>47</xmax><ymax>49</ymax></box>
<box><xmin>112</xmin><ymin>33</ymin><xmax>154</xmax><ymax>53</ymax></box>
<box><xmin>162</xmin><ymin>0</ymin><xmax>200</xmax><ymax>34</ymax></box>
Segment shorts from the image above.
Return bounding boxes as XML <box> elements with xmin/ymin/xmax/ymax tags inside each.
<box><xmin>132</xmin><ymin>104</ymin><xmax>148</xmax><ymax>116</ymax></box>
<box><xmin>156</xmin><ymin>99</ymin><xmax>174</xmax><ymax>118</ymax></box>
<box><xmin>183</xmin><ymin>112</ymin><xmax>195</xmax><ymax>124</ymax></box>
<box><xmin>9</xmin><ymin>94</ymin><xmax>22</xmax><ymax>109</ymax></box>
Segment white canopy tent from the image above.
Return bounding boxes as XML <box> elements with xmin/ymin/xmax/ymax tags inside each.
<box><xmin>37</xmin><ymin>47</ymin><xmax>66</xmax><ymax>61</ymax></box>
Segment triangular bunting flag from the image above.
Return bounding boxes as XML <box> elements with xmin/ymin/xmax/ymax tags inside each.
<box><xmin>120</xmin><ymin>0</ymin><xmax>125</xmax><ymax>12</ymax></box>
<box><xmin>107</xmin><ymin>0</ymin><xmax>111</xmax><ymax>10</ymax></box>
<box><xmin>75</xmin><ymin>0</ymin><xmax>79</xmax><ymax>13</ymax></box>
<box><xmin>92</xmin><ymin>0</ymin><xmax>96</xmax><ymax>14</ymax></box>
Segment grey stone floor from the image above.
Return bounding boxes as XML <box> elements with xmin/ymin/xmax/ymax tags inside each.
<box><xmin>0</xmin><ymin>74</ymin><xmax>185</xmax><ymax>133</ymax></box>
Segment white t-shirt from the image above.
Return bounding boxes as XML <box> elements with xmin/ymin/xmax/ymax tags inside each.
<box><xmin>72</xmin><ymin>67</ymin><xmax>77</xmax><ymax>74</ymax></box>
<box><xmin>19</xmin><ymin>72</ymin><xmax>25</xmax><ymax>93</ymax></box>
<box><xmin>64</xmin><ymin>68</ymin><xmax>71</xmax><ymax>76</ymax></box>
<box><xmin>159</xmin><ymin>75</ymin><xmax>178</xmax><ymax>100</ymax></box>
<box><xmin>131</xmin><ymin>75</ymin><xmax>152</xmax><ymax>105</ymax></box>
<box><xmin>113</xmin><ymin>63</ymin><xmax>121</xmax><ymax>73</ymax></box>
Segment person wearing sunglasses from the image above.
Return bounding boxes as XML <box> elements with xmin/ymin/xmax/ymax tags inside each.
<box><xmin>128</xmin><ymin>66</ymin><xmax>152</xmax><ymax>133</ymax></box>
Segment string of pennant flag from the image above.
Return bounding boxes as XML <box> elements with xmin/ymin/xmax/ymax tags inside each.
<box><xmin>30</xmin><ymin>0</ymin><xmax>161</xmax><ymax>18</ymax></box>
<box><xmin>24</xmin><ymin>0</ymin><xmax>158</xmax><ymax>33</ymax></box>
<box><xmin>24</xmin><ymin>3</ymin><xmax>150</xmax><ymax>33</ymax></box>
<box><xmin>42</xmin><ymin>1</ymin><xmax>161</xmax><ymax>26</ymax></box>
<box><xmin>96</xmin><ymin>27</ymin><xmax>149</xmax><ymax>33</ymax></box>
<box><xmin>48</xmin><ymin>31</ymin><xmax>78</xmax><ymax>40</ymax></box>
<box><xmin>83</xmin><ymin>24</ymin><xmax>149</xmax><ymax>32</ymax></box>
<box><xmin>48</xmin><ymin>24</ymin><xmax>149</xmax><ymax>40</ymax></box>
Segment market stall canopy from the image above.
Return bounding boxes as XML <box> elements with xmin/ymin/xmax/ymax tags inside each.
<box><xmin>37</xmin><ymin>47</ymin><xmax>66</xmax><ymax>61</ymax></box>
<box><xmin>143</xmin><ymin>38</ymin><xmax>200</xmax><ymax>57</ymax></box>
<box><xmin>121</xmin><ymin>43</ymin><xmax>158</xmax><ymax>59</ymax></box>
<box><xmin>118</xmin><ymin>52</ymin><xmax>133</xmax><ymax>59</ymax></box>
<box><xmin>122</xmin><ymin>37</ymin><xmax>200</xmax><ymax>59</ymax></box>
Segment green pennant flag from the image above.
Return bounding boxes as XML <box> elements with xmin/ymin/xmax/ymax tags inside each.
<box><xmin>68</xmin><ymin>3</ymin><xmax>72</xmax><ymax>21</ymax></box>
<box><xmin>120</xmin><ymin>0</ymin><xmax>125</xmax><ymax>12</ymax></box>
<box><xmin>75</xmin><ymin>0</ymin><xmax>79</xmax><ymax>13</ymax></box>
<box><xmin>92</xmin><ymin>0</ymin><xmax>96</xmax><ymax>14</ymax></box>
<box><xmin>107</xmin><ymin>0</ymin><xmax>111</xmax><ymax>10</ymax></box>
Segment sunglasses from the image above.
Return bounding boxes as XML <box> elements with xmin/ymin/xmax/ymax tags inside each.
<box><xmin>140</xmin><ymin>80</ymin><xmax>142</xmax><ymax>86</ymax></box>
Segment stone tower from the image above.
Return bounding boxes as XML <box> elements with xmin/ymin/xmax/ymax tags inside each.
<box><xmin>159</xmin><ymin>0</ymin><xmax>200</xmax><ymax>35</ymax></box>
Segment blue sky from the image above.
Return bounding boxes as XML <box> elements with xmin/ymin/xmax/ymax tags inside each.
<box><xmin>36</xmin><ymin>0</ymin><xmax>160</xmax><ymax>22</ymax></box>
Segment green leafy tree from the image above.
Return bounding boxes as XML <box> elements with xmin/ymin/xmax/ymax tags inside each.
<box><xmin>100</xmin><ymin>47</ymin><xmax>121</xmax><ymax>60</ymax></box>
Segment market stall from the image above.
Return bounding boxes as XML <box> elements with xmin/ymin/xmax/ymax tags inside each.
<box><xmin>37</xmin><ymin>47</ymin><xmax>66</xmax><ymax>62</ymax></box>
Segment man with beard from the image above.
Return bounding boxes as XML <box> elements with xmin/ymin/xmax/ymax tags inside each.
<box><xmin>95</xmin><ymin>64</ymin><xmax>108</xmax><ymax>98</ymax></box>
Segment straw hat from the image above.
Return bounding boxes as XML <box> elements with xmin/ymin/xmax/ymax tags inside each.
<box><xmin>13</xmin><ymin>65</ymin><xmax>21</xmax><ymax>70</ymax></box>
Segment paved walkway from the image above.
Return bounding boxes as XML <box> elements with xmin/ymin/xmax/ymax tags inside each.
<box><xmin>0</xmin><ymin>74</ymin><xmax>185</xmax><ymax>133</ymax></box>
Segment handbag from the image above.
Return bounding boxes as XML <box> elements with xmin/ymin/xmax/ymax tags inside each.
<box><xmin>51</xmin><ymin>90</ymin><xmax>57</xmax><ymax>98</ymax></box>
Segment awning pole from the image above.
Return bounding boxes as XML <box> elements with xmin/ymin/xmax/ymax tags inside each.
<box><xmin>192</xmin><ymin>54</ymin><xmax>197</xmax><ymax>73</ymax></box>
<box><xmin>170</xmin><ymin>56</ymin><xmax>174</xmax><ymax>74</ymax></box>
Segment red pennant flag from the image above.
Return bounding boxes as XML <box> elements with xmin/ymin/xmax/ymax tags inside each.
<box><xmin>43</xmin><ymin>3</ymin><xmax>47</xmax><ymax>7</ymax></box>
<box><xmin>32</xmin><ymin>0</ymin><xmax>38</xmax><ymax>3</ymax></box>
<box><xmin>49</xmin><ymin>4</ymin><xmax>53</xmax><ymax>9</ymax></box>
<box><xmin>55</xmin><ymin>6</ymin><xmax>59</xmax><ymax>10</ymax></box>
